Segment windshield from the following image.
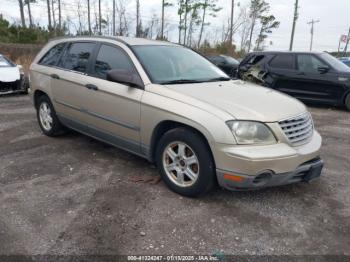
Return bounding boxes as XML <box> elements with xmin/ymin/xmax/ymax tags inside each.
<box><xmin>0</xmin><ymin>56</ymin><xmax>14</xmax><ymax>67</ymax></box>
<box><xmin>320</xmin><ymin>53</ymin><xmax>350</xmax><ymax>72</ymax></box>
<box><xmin>133</xmin><ymin>45</ymin><xmax>229</xmax><ymax>84</ymax></box>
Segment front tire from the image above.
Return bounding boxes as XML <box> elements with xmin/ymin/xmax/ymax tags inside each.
<box><xmin>36</xmin><ymin>95</ymin><xmax>65</xmax><ymax>136</ymax></box>
<box><xmin>156</xmin><ymin>128</ymin><xmax>216</xmax><ymax>197</ymax></box>
<box><xmin>345</xmin><ymin>93</ymin><xmax>350</xmax><ymax>111</ymax></box>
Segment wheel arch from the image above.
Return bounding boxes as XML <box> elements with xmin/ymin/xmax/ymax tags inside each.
<box><xmin>33</xmin><ymin>89</ymin><xmax>49</xmax><ymax>109</ymax></box>
<box><xmin>148</xmin><ymin>120</ymin><xmax>215</xmax><ymax>165</ymax></box>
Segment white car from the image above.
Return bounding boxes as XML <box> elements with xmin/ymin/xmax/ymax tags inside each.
<box><xmin>0</xmin><ymin>54</ymin><xmax>27</xmax><ymax>94</ymax></box>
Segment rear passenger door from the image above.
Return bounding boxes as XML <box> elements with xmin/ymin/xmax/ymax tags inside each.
<box><xmin>267</xmin><ymin>53</ymin><xmax>298</xmax><ymax>94</ymax></box>
<box><xmin>51</xmin><ymin>41</ymin><xmax>97</xmax><ymax>126</ymax></box>
<box><xmin>83</xmin><ymin>43</ymin><xmax>144</xmax><ymax>154</ymax></box>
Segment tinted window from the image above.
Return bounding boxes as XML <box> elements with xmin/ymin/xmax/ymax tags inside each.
<box><xmin>269</xmin><ymin>54</ymin><xmax>294</xmax><ymax>69</ymax></box>
<box><xmin>297</xmin><ymin>54</ymin><xmax>327</xmax><ymax>73</ymax></box>
<box><xmin>39</xmin><ymin>43</ymin><xmax>66</xmax><ymax>66</ymax></box>
<box><xmin>247</xmin><ymin>55</ymin><xmax>265</xmax><ymax>66</ymax></box>
<box><xmin>59</xmin><ymin>42</ymin><xmax>95</xmax><ymax>73</ymax></box>
<box><xmin>320</xmin><ymin>53</ymin><xmax>350</xmax><ymax>72</ymax></box>
<box><xmin>93</xmin><ymin>44</ymin><xmax>134</xmax><ymax>79</ymax></box>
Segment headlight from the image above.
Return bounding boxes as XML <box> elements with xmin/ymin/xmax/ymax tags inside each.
<box><xmin>226</xmin><ymin>120</ymin><xmax>277</xmax><ymax>145</ymax></box>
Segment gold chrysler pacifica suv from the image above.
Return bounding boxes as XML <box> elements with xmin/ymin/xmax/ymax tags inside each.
<box><xmin>29</xmin><ymin>36</ymin><xmax>323</xmax><ymax>197</ymax></box>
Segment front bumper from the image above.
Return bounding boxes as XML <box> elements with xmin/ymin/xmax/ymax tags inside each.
<box><xmin>217</xmin><ymin>157</ymin><xmax>323</xmax><ymax>190</ymax></box>
<box><xmin>213</xmin><ymin>131</ymin><xmax>323</xmax><ymax>190</ymax></box>
<box><xmin>0</xmin><ymin>75</ymin><xmax>26</xmax><ymax>95</ymax></box>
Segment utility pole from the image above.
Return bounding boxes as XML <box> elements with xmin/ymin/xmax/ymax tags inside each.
<box><xmin>307</xmin><ymin>19</ymin><xmax>319</xmax><ymax>51</ymax></box>
<box><xmin>229</xmin><ymin>0</ymin><xmax>235</xmax><ymax>46</ymax></box>
<box><xmin>343</xmin><ymin>27</ymin><xmax>350</xmax><ymax>56</ymax></box>
<box><xmin>289</xmin><ymin>0</ymin><xmax>299</xmax><ymax>51</ymax></box>
<box><xmin>113</xmin><ymin>0</ymin><xmax>116</xmax><ymax>36</ymax></box>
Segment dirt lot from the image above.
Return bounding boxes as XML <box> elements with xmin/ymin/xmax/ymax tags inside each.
<box><xmin>0</xmin><ymin>95</ymin><xmax>349</xmax><ymax>257</ymax></box>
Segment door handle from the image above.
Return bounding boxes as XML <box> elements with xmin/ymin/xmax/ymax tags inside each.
<box><xmin>297</xmin><ymin>72</ymin><xmax>305</xmax><ymax>76</ymax></box>
<box><xmin>50</xmin><ymin>74</ymin><xmax>60</xmax><ymax>79</ymax></box>
<box><xmin>85</xmin><ymin>84</ymin><xmax>98</xmax><ymax>91</ymax></box>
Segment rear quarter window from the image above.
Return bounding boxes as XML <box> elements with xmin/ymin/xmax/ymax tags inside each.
<box><xmin>39</xmin><ymin>43</ymin><xmax>66</xmax><ymax>66</ymax></box>
<box><xmin>269</xmin><ymin>54</ymin><xmax>295</xmax><ymax>69</ymax></box>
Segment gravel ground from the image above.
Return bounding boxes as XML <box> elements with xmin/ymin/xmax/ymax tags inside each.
<box><xmin>0</xmin><ymin>95</ymin><xmax>349</xmax><ymax>257</ymax></box>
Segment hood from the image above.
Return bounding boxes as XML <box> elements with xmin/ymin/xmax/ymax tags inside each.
<box><xmin>164</xmin><ymin>80</ymin><xmax>306</xmax><ymax>122</ymax></box>
<box><xmin>0</xmin><ymin>66</ymin><xmax>20</xmax><ymax>82</ymax></box>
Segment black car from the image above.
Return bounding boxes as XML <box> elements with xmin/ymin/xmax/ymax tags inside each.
<box><xmin>206</xmin><ymin>54</ymin><xmax>239</xmax><ymax>78</ymax></box>
<box><xmin>238</xmin><ymin>51</ymin><xmax>350</xmax><ymax>110</ymax></box>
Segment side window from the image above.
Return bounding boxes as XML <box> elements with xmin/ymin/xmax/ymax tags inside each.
<box><xmin>269</xmin><ymin>54</ymin><xmax>295</xmax><ymax>69</ymax></box>
<box><xmin>39</xmin><ymin>43</ymin><xmax>66</xmax><ymax>66</ymax></box>
<box><xmin>297</xmin><ymin>55</ymin><xmax>327</xmax><ymax>73</ymax></box>
<box><xmin>249</xmin><ymin>55</ymin><xmax>264</xmax><ymax>66</ymax></box>
<box><xmin>93</xmin><ymin>44</ymin><xmax>135</xmax><ymax>79</ymax></box>
<box><xmin>59</xmin><ymin>42</ymin><xmax>95</xmax><ymax>73</ymax></box>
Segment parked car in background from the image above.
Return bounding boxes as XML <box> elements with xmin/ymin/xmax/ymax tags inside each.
<box><xmin>238</xmin><ymin>51</ymin><xmax>350</xmax><ymax>111</ymax></box>
<box><xmin>206</xmin><ymin>54</ymin><xmax>239</xmax><ymax>78</ymax></box>
<box><xmin>30</xmin><ymin>37</ymin><xmax>323</xmax><ymax>197</ymax></box>
<box><xmin>339</xmin><ymin>57</ymin><xmax>350</xmax><ymax>67</ymax></box>
<box><xmin>0</xmin><ymin>54</ymin><xmax>27</xmax><ymax>95</ymax></box>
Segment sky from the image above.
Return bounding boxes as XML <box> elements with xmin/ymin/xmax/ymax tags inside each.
<box><xmin>0</xmin><ymin>0</ymin><xmax>349</xmax><ymax>52</ymax></box>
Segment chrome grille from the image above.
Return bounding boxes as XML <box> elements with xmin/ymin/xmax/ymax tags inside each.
<box><xmin>279</xmin><ymin>112</ymin><xmax>313</xmax><ymax>146</ymax></box>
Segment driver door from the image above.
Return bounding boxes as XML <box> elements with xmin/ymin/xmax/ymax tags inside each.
<box><xmin>292</xmin><ymin>54</ymin><xmax>343</xmax><ymax>103</ymax></box>
<box><xmin>82</xmin><ymin>43</ymin><xmax>144</xmax><ymax>155</ymax></box>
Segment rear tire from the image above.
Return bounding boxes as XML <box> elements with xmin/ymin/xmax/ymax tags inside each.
<box><xmin>36</xmin><ymin>95</ymin><xmax>65</xmax><ymax>137</ymax></box>
<box><xmin>345</xmin><ymin>93</ymin><xmax>350</xmax><ymax>111</ymax></box>
<box><xmin>156</xmin><ymin>128</ymin><xmax>216</xmax><ymax>197</ymax></box>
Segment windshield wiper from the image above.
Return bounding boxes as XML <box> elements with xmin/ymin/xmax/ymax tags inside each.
<box><xmin>206</xmin><ymin>77</ymin><xmax>231</xmax><ymax>82</ymax></box>
<box><xmin>159</xmin><ymin>79</ymin><xmax>206</xmax><ymax>85</ymax></box>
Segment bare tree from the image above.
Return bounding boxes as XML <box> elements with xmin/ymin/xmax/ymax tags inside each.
<box><xmin>58</xmin><ymin>0</ymin><xmax>61</xmax><ymax>30</ymax></box>
<box><xmin>99</xmin><ymin>0</ymin><xmax>102</xmax><ymax>34</ymax></box>
<box><xmin>24</xmin><ymin>0</ymin><xmax>35</xmax><ymax>28</ymax></box>
<box><xmin>255</xmin><ymin>15</ymin><xmax>279</xmax><ymax>50</ymax></box>
<box><xmin>52</xmin><ymin>0</ymin><xmax>56</xmax><ymax>29</ymax></box>
<box><xmin>87</xmin><ymin>0</ymin><xmax>92</xmax><ymax>34</ymax></box>
<box><xmin>186</xmin><ymin>3</ymin><xmax>201</xmax><ymax>46</ymax></box>
<box><xmin>183</xmin><ymin>0</ymin><xmax>189</xmax><ymax>44</ymax></box>
<box><xmin>136</xmin><ymin>0</ymin><xmax>140</xmax><ymax>37</ymax></box>
<box><xmin>115</xmin><ymin>0</ymin><xmax>129</xmax><ymax>36</ymax></box>
<box><xmin>178</xmin><ymin>0</ymin><xmax>185</xmax><ymax>43</ymax></box>
<box><xmin>46</xmin><ymin>0</ymin><xmax>52</xmax><ymax>30</ymax></box>
<box><xmin>18</xmin><ymin>0</ymin><xmax>26</xmax><ymax>27</ymax></box>
<box><xmin>113</xmin><ymin>0</ymin><xmax>116</xmax><ymax>35</ymax></box>
<box><xmin>247</xmin><ymin>0</ymin><xmax>269</xmax><ymax>52</ymax></box>
<box><xmin>197</xmin><ymin>0</ymin><xmax>221</xmax><ymax>48</ymax></box>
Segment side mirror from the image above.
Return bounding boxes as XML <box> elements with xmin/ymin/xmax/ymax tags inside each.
<box><xmin>318</xmin><ymin>66</ymin><xmax>330</xmax><ymax>74</ymax></box>
<box><xmin>106</xmin><ymin>69</ymin><xmax>143</xmax><ymax>88</ymax></box>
